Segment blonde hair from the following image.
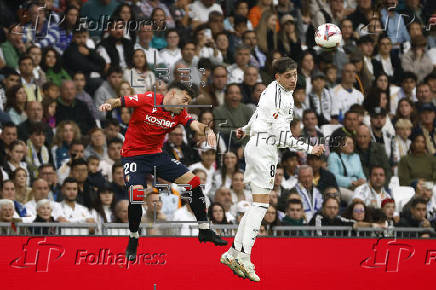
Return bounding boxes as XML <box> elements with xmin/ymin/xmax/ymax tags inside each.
<box><xmin>255</xmin><ymin>9</ymin><xmax>278</xmax><ymax>53</ymax></box>
<box><xmin>395</xmin><ymin>118</ymin><xmax>413</xmax><ymax>130</ymax></box>
<box><xmin>52</xmin><ymin>120</ymin><xmax>81</xmax><ymax>147</ymax></box>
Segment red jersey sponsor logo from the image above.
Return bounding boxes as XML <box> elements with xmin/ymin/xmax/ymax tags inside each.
<box><xmin>145</xmin><ymin>114</ymin><xmax>176</xmax><ymax>128</ymax></box>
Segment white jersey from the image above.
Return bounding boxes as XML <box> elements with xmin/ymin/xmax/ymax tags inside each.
<box><xmin>242</xmin><ymin>81</ymin><xmax>314</xmax><ymax>152</ymax></box>
<box><xmin>242</xmin><ymin>81</ymin><xmax>314</xmax><ymax>189</ymax></box>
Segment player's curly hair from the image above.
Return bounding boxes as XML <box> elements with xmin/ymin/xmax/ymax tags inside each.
<box><xmin>168</xmin><ymin>82</ymin><xmax>195</xmax><ymax>98</ymax></box>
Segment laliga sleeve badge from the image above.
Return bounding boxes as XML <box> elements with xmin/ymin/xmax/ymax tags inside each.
<box><xmin>273</xmin><ymin>113</ymin><xmax>279</xmax><ymax>119</ymax></box>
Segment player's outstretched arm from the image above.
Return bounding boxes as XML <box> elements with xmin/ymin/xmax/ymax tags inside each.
<box><xmin>98</xmin><ymin>97</ymin><xmax>121</xmax><ymax>112</ymax></box>
<box><xmin>190</xmin><ymin>120</ymin><xmax>216</xmax><ymax>148</ymax></box>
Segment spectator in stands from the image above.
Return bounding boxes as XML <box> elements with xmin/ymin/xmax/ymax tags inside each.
<box><xmin>59</xmin><ymin>177</ymin><xmax>95</xmax><ymax>223</ymax></box>
<box><xmin>91</xmin><ymin>184</ymin><xmax>115</xmax><ymax>226</ymax></box>
<box><xmin>373</xmin><ymin>36</ymin><xmax>403</xmax><ymax>85</ymax></box>
<box><xmin>355</xmin><ymin>124</ymin><xmax>392</xmax><ymax>183</ymax></box>
<box><xmin>51</xmin><ymin>120</ymin><xmax>81</xmax><ymax>169</ymax></box>
<box><xmin>255</xmin><ymin>10</ymin><xmax>278</xmax><ymax>54</ymax></box>
<box><xmin>391</xmin><ymin>72</ymin><xmax>417</xmax><ymax>113</ymax></box>
<box><xmin>71</xmin><ymin>72</ymin><xmax>98</xmax><ymax>119</ymax></box>
<box><xmin>1</xmin><ymin>179</ymin><xmax>27</xmax><ymax>218</ymax></box>
<box><xmin>416</xmin><ymin>83</ymin><xmax>434</xmax><ymax>107</ymax></box>
<box><xmin>31</xmin><ymin>199</ymin><xmax>57</xmax><ymax>235</ymax></box>
<box><xmin>63</xmin><ymin>28</ymin><xmax>106</xmax><ymax>95</ymax></box>
<box><xmin>227</xmin><ymin>45</ymin><xmax>251</xmax><ymax>84</ymax></box>
<box><xmin>100</xmin><ymin>138</ymin><xmax>123</xmax><ymax>182</ymax></box>
<box><xmin>213</xmin><ymin>83</ymin><xmax>252</xmax><ymax>143</ymax></box>
<box><xmin>123</xmin><ymin>49</ymin><xmax>155</xmax><ymax>92</ymax></box>
<box><xmin>24</xmin><ymin>178</ymin><xmax>64</xmax><ymax>221</ymax></box>
<box><xmin>0</xmin><ymin>24</ymin><xmax>26</xmax><ymax>69</ymax></box>
<box><xmin>189</xmin><ymin>142</ymin><xmax>216</xmax><ymax>196</ymax></box>
<box><xmin>391</xmin><ymin>119</ymin><xmax>413</xmax><ymax>173</ymax></box>
<box><xmin>331</xmin><ymin>63</ymin><xmax>364</xmax><ymax>120</ymax></box>
<box><xmin>79</xmin><ymin>0</ymin><xmax>120</xmax><ymax>39</ymax></box>
<box><xmin>278</xmin><ymin>14</ymin><xmax>302</xmax><ymax>61</ymax></box>
<box><xmin>19</xmin><ymin>56</ymin><xmax>43</xmax><ymax>101</ymax></box>
<box><xmin>159</xmin><ymin>29</ymin><xmax>181</xmax><ymax>73</ymax></box>
<box><xmin>328</xmin><ymin>135</ymin><xmax>366</xmax><ymax>205</ymax></box>
<box><xmin>111</xmin><ymin>162</ymin><xmax>128</xmax><ymax>201</ymax></box>
<box><xmin>280</xmin><ymin>150</ymin><xmax>298</xmax><ymax>190</ymax></box>
<box><xmin>353</xmin><ymin>166</ymin><xmax>393</xmax><ymax>208</ymax></box>
<box><xmin>41</xmin><ymin>47</ymin><xmax>71</xmax><ymax>87</ymax></box>
<box><xmin>412</xmin><ymin>103</ymin><xmax>436</xmax><ymax>155</ymax></box>
<box><xmin>398</xmin><ymin>133</ymin><xmax>436</xmax><ymax>186</ymax></box>
<box><xmin>401</xmin><ymin>35</ymin><xmax>433</xmax><ymax>83</ymax></box>
<box><xmin>84</xmin><ymin>128</ymin><xmax>108</xmax><ymax>160</ymax></box>
<box><xmin>306</xmin><ymin>154</ymin><xmax>338</xmax><ymax>195</ymax></box>
<box><xmin>294</xmin><ymin>165</ymin><xmax>323</xmax><ymax>222</ymax></box>
<box><xmin>0</xmin><ymin>122</ymin><xmax>17</xmax><ymax>165</ymax></box>
<box><xmin>163</xmin><ymin>126</ymin><xmax>197</xmax><ymax>167</ymax></box>
<box><xmin>240</xmin><ymin>66</ymin><xmax>260</xmax><ymax>104</ymax></box>
<box><xmin>302</xmin><ymin>109</ymin><xmax>323</xmax><ymax>140</ymax></box>
<box><xmin>38</xmin><ymin>164</ymin><xmax>61</xmax><ymax>202</ymax></box>
<box><xmin>95</xmin><ymin>67</ymin><xmax>123</xmax><ymax>121</ymax></box>
<box><xmin>381</xmin><ymin>198</ymin><xmax>397</xmax><ymax>225</ymax></box>
<box><xmin>193</xmin><ymin>25</ymin><xmax>223</xmax><ymax>65</ymax></box>
<box><xmin>214</xmin><ymin>187</ymin><xmax>235</xmax><ymax>223</ymax></box>
<box><xmin>393</xmin><ymin>98</ymin><xmax>418</xmax><ymax>127</ymax></box>
<box><xmin>0</xmin><ymin>68</ymin><xmax>20</xmax><ymax>111</ymax></box>
<box><xmin>263</xmin><ymin>204</ymin><xmax>280</xmax><ymax>233</ymax></box>
<box><xmin>196</xmin><ymin>66</ymin><xmax>228</xmax><ymax>108</ymax></box>
<box><xmin>214</xmin><ymin>152</ymin><xmax>239</xmax><ymax>190</ymax></box>
<box><xmin>3</xmin><ymin>141</ymin><xmax>29</xmax><ymax>181</ymax></box>
<box><xmin>55</xmin><ymin>80</ymin><xmax>95</xmax><ymax>135</ymax></box>
<box><xmin>5</xmin><ymin>85</ymin><xmax>27</xmax><ymax>126</ymax></box>
<box><xmin>190</xmin><ymin>0</ymin><xmax>223</xmax><ymax>29</ymax></box>
<box><xmin>229</xmin><ymin>170</ymin><xmax>252</xmax><ymax>207</ymax></box>
<box><xmin>87</xmin><ymin>156</ymin><xmax>106</xmax><ymax>190</ymax></box>
<box><xmin>25</xmin><ymin>123</ymin><xmax>52</xmax><ymax>179</ymax></box>
<box><xmin>402</xmin><ymin>180</ymin><xmax>436</xmax><ymax>222</ymax></box>
<box><xmin>18</xmin><ymin>101</ymin><xmax>53</xmax><ymax>146</ymax></box>
<box><xmin>368</xmin><ymin>107</ymin><xmax>394</xmax><ymax>159</ymax></box>
<box><xmin>396</xmin><ymin>198</ymin><xmax>435</xmax><ymax>230</ymax></box>
<box><xmin>97</xmin><ymin>18</ymin><xmax>134</xmax><ymax>72</ymax></box>
<box><xmin>11</xmin><ymin>168</ymin><xmax>31</xmax><ymax>205</ymax></box>
<box><xmin>282</xmin><ymin>199</ymin><xmax>306</xmax><ymax>229</ymax></box>
<box><xmin>308</xmin><ymin>71</ymin><xmax>332</xmax><ymax>125</ymax></box>
<box><xmin>0</xmin><ymin>199</ymin><xmax>22</xmax><ymax>230</ymax></box>
<box><xmin>70</xmin><ymin>158</ymin><xmax>97</xmax><ymax>210</ymax></box>
<box><xmin>342</xmin><ymin>199</ymin><xmax>371</xmax><ymax>223</ymax></box>
<box><xmin>208</xmin><ymin>202</ymin><xmax>229</xmax><ymax>228</ymax></box>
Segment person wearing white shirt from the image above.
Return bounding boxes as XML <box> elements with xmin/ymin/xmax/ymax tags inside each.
<box><xmin>330</xmin><ymin>63</ymin><xmax>364</xmax><ymax>119</ymax></box>
<box><xmin>122</xmin><ymin>49</ymin><xmax>156</xmax><ymax>95</ymax></box>
<box><xmin>59</xmin><ymin>177</ymin><xmax>94</xmax><ymax>223</ymax></box>
<box><xmin>189</xmin><ymin>0</ymin><xmax>223</xmax><ymax>26</ymax></box>
<box><xmin>227</xmin><ymin>45</ymin><xmax>252</xmax><ymax>84</ymax></box>
<box><xmin>353</xmin><ymin>166</ymin><xmax>393</xmax><ymax>209</ymax></box>
<box><xmin>173</xmin><ymin>204</ymin><xmax>198</xmax><ymax>236</ymax></box>
<box><xmin>188</xmin><ymin>147</ymin><xmax>216</xmax><ymax>196</ymax></box>
<box><xmin>24</xmin><ymin>179</ymin><xmax>65</xmax><ymax>221</ymax></box>
<box><xmin>135</xmin><ymin>23</ymin><xmax>161</xmax><ymax>66</ymax></box>
<box><xmin>159</xmin><ymin>29</ymin><xmax>182</xmax><ymax>73</ymax></box>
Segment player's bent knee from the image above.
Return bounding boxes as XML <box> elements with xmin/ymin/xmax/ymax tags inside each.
<box><xmin>129</xmin><ymin>185</ymin><xmax>146</xmax><ymax>205</ymax></box>
<box><xmin>188</xmin><ymin>175</ymin><xmax>201</xmax><ymax>189</ymax></box>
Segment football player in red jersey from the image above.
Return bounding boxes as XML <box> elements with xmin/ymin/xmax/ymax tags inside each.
<box><xmin>99</xmin><ymin>82</ymin><xmax>227</xmax><ymax>261</ymax></box>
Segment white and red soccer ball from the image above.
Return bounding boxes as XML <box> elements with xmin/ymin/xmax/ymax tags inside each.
<box><xmin>315</xmin><ymin>23</ymin><xmax>342</xmax><ymax>49</ymax></box>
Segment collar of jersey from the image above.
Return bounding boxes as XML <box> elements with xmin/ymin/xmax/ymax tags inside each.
<box><xmin>276</xmin><ymin>81</ymin><xmax>290</xmax><ymax>92</ymax></box>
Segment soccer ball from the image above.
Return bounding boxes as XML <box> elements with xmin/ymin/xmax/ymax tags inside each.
<box><xmin>315</xmin><ymin>23</ymin><xmax>342</xmax><ymax>49</ymax></box>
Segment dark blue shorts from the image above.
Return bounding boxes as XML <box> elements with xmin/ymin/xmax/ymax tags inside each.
<box><xmin>121</xmin><ymin>152</ymin><xmax>189</xmax><ymax>188</ymax></box>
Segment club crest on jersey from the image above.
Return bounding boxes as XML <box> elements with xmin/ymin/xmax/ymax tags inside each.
<box><xmin>145</xmin><ymin>115</ymin><xmax>176</xmax><ymax>128</ymax></box>
<box><xmin>152</xmin><ymin>107</ymin><xmax>158</xmax><ymax>113</ymax></box>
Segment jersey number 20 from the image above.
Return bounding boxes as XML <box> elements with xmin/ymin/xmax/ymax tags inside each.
<box><xmin>124</xmin><ymin>162</ymin><xmax>137</xmax><ymax>175</ymax></box>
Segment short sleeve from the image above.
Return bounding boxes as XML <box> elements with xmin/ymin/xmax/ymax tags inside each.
<box><xmin>178</xmin><ymin>109</ymin><xmax>193</xmax><ymax>126</ymax></box>
<box><xmin>122</xmin><ymin>92</ymin><xmax>153</xmax><ymax>107</ymax></box>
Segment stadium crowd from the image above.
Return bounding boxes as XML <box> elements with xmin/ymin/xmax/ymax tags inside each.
<box><xmin>0</xmin><ymin>0</ymin><xmax>436</xmax><ymax>237</ymax></box>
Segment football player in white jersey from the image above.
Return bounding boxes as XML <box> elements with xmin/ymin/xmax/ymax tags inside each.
<box><xmin>220</xmin><ymin>57</ymin><xmax>324</xmax><ymax>281</ymax></box>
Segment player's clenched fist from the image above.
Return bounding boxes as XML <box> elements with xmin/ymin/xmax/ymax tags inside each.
<box><xmin>206</xmin><ymin>130</ymin><xmax>217</xmax><ymax>148</ymax></box>
<box><xmin>98</xmin><ymin>98</ymin><xmax>121</xmax><ymax>112</ymax></box>
<box><xmin>99</xmin><ymin>103</ymin><xmax>112</xmax><ymax>112</ymax></box>
<box><xmin>311</xmin><ymin>145</ymin><xmax>325</xmax><ymax>156</ymax></box>
<box><xmin>236</xmin><ymin>128</ymin><xmax>245</xmax><ymax>139</ymax></box>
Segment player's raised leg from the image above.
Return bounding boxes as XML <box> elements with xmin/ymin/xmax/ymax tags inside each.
<box><xmin>175</xmin><ymin>171</ymin><xmax>228</xmax><ymax>246</ymax></box>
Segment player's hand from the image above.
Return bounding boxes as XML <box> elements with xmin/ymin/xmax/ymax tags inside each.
<box><xmin>99</xmin><ymin>103</ymin><xmax>113</xmax><ymax>112</ymax></box>
<box><xmin>206</xmin><ymin>130</ymin><xmax>217</xmax><ymax>148</ymax></box>
<box><xmin>311</xmin><ymin>145</ymin><xmax>325</xmax><ymax>156</ymax></box>
<box><xmin>236</xmin><ymin>128</ymin><xmax>245</xmax><ymax>139</ymax></box>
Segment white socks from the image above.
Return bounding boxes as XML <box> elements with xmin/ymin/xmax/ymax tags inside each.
<box><xmin>198</xmin><ymin>222</ymin><xmax>210</xmax><ymax>230</ymax></box>
<box><xmin>229</xmin><ymin>202</ymin><xmax>269</xmax><ymax>262</ymax></box>
<box><xmin>129</xmin><ymin>231</ymin><xmax>139</xmax><ymax>238</ymax></box>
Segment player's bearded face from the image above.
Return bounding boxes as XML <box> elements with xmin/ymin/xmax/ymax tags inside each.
<box><xmin>276</xmin><ymin>69</ymin><xmax>298</xmax><ymax>91</ymax></box>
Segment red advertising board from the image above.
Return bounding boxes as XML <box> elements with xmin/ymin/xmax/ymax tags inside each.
<box><xmin>1</xmin><ymin>236</ymin><xmax>435</xmax><ymax>290</ymax></box>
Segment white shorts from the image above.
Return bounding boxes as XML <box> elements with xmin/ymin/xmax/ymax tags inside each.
<box><xmin>244</xmin><ymin>138</ymin><xmax>279</xmax><ymax>190</ymax></box>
